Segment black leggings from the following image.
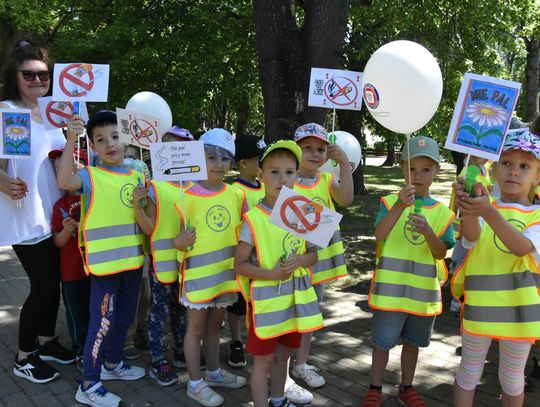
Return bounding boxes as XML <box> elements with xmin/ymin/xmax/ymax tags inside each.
<box><xmin>13</xmin><ymin>236</ymin><xmax>61</xmax><ymax>352</ymax></box>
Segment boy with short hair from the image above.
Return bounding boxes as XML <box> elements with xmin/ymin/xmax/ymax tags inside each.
<box><xmin>58</xmin><ymin>110</ymin><xmax>147</xmax><ymax>407</ymax></box>
<box><xmin>361</xmin><ymin>136</ymin><xmax>455</xmax><ymax>407</ymax></box>
<box><xmin>235</xmin><ymin>140</ymin><xmax>324</xmax><ymax>407</ymax></box>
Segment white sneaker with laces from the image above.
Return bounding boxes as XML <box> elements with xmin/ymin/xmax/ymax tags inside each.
<box><xmin>100</xmin><ymin>360</ymin><xmax>145</xmax><ymax>381</ymax></box>
<box><xmin>285</xmin><ymin>381</ymin><xmax>313</xmax><ymax>404</ymax></box>
<box><xmin>291</xmin><ymin>363</ymin><xmax>325</xmax><ymax>388</ymax></box>
<box><xmin>187</xmin><ymin>381</ymin><xmax>224</xmax><ymax>407</ymax></box>
<box><xmin>75</xmin><ymin>380</ymin><xmax>121</xmax><ymax>407</ymax></box>
<box><xmin>204</xmin><ymin>368</ymin><xmax>247</xmax><ymax>388</ymax></box>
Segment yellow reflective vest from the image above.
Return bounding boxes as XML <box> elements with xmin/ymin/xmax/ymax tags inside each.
<box><xmin>294</xmin><ymin>172</ymin><xmax>347</xmax><ymax>284</ymax></box>
<box><xmin>80</xmin><ymin>167</ymin><xmax>144</xmax><ymax>276</ymax></box>
<box><xmin>451</xmin><ymin>202</ymin><xmax>540</xmax><ymax>341</ymax></box>
<box><xmin>240</xmin><ymin>205</ymin><xmax>324</xmax><ymax>339</ymax></box>
<box><xmin>149</xmin><ymin>180</ymin><xmax>192</xmax><ymax>283</ymax></box>
<box><xmin>176</xmin><ymin>184</ymin><xmax>245</xmax><ymax>302</ymax></box>
<box><xmin>232</xmin><ymin>180</ymin><xmax>265</xmax><ymax>210</ymax></box>
<box><xmin>369</xmin><ymin>193</ymin><xmax>454</xmax><ymax>316</ymax></box>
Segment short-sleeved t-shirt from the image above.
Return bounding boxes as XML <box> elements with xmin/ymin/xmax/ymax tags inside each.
<box><xmin>51</xmin><ymin>194</ymin><xmax>87</xmax><ymax>281</ymax></box>
<box><xmin>373</xmin><ymin>196</ymin><xmax>455</xmax><ymax>250</ymax></box>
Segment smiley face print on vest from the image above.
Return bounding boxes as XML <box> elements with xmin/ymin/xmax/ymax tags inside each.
<box><xmin>206</xmin><ymin>205</ymin><xmax>231</xmax><ymax>232</ymax></box>
<box><xmin>119</xmin><ymin>183</ymin><xmax>136</xmax><ymax>208</ymax></box>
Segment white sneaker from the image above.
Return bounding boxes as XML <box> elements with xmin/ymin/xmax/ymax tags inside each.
<box><xmin>291</xmin><ymin>363</ymin><xmax>325</xmax><ymax>388</ymax></box>
<box><xmin>285</xmin><ymin>381</ymin><xmax>313</xmax><ymax>404</ymax></box>
<box><xmin>100</xmin><ymin>360</ymin><xmax>145</xmax><ymax>381</ymax></box>
<box><xmin>203</xmin><ymin>368</ymin><xmax>247</xmax><ymax>388</ymax></box>
<box><xmin>187</xmin><ymin>381</ymin><xmax>224</xmax><ymax>407</ymax></box>
<box><xmin>75</xmin><ymin>381</ymin><xmax>121</xmax><ymax>407</ymax></box>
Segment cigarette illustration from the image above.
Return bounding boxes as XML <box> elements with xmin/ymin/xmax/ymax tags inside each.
<box><xmin>163</xmin><ymin>165</ymin><xmax>201</xmax><ymax>175</ymax></box>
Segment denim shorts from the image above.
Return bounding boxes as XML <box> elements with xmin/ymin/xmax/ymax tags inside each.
<box><xmin>372</xmin><ymin>309</ymin><xmax>435</xmax><ymax>350</ymax></box>
<box><xmin>180</xmin><ymin>289</ymin><xmax>236</xmax><ymax>310</ymax></box>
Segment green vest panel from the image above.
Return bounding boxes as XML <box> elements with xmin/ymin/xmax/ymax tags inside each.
<box><xmin>232</xmin><ymin>181</ymin><xmax>265</xmax><ymax>210</ymax></box>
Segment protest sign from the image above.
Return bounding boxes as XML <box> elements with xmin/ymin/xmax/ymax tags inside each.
<box><xmin>269</xmin><ymin>186</ymin><xmax>342</xmax><ymax>248</ymax></box>
<box><xmin>0</xmin><ymin>109</ymin><xmax>32</xmax><ymax>159</ymax></box>
<box><xmin>38</xmin><ymin>97</ymin><xmax>89</xmax><ymax>130</ymax></box>
<box><xmin>150</xmin><ymin>141</ymin><xmax>207</xmax><ymax>181</ymax></box>
<box><xmin>445</xmin><ymin>73</ymin><xmax>521</xmax><ymax>161</ymax></box>
<box><xmin>52</xmin><ymin>63</ymin><xmax>109</xmax><ymax>102</ymax></box>
<box><xmin>117</xmin><ymin>108</ymin><xmax>161</xmax><ymax>149</ymax></box>
<box><xmin>308</xmin><ymin>67</ymin><xmax>363</xmax><ymax>111</ymax></box>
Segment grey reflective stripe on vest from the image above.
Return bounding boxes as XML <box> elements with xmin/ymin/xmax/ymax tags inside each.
<box><xmin>378</xmin><ymin>257</ymin><xmax>437</xmax><ymax>278</ymax></box>
<box><xmin>311</xmin><ymin>253</ymin><xmax>346</xmax><ymax>273</ymax></box>
<box><xmin>185</xmin><ymin>246</ymin><xmax>236</xmax><ymax>269</ymax></box>
<box><xmin>464</xmin><ymin>303</ymin><xmax>540</xmax><ymax>323</ymax></box>
<box><xmin>184</xmin><ymin>268</ymin><xmax>236</xmax><ymax>293</ymax></box>
<box><xmin>154</xmin><ymin>259</ymin><xmax>178</xmax><ymax>273</ymax></box>
<box><xmin>252</xmin><ymin>274</ymin><xmax>312</xmax><ymax>301</ymax></box>
<box><xmin>371</xmin><ymin>282</ymin><xmax>440</xmax><ymax>303</ymax></box>
<box><xmin>152</xmin><ymin>237</ymin><xmax>175</xmax><ymax>251</ymax></box>
<box><xmin>87</xmin><ymin>245</ymin><xmax>143</xmax><ymax>265</ymax></box>
<box><xmin>85</xmin><ymin>224</ymin><xmax>141</xmax><ymax>241</ymax></box>
<box><xmin>327</xmin><ymin>230</ymin><xmax>341</xmax><ymax>245</ymax></box>
<box><xmin>254</xmin><ymin>299</ymin><xmax>321</xmax><ymax>328</ymax></box>
<box><xmin>465</xmin><ymin>271</ymin><xmax>540</xmax><ymax>291</ymax></box>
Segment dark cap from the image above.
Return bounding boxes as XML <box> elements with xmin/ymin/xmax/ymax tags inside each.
<box><xmin>86</xmin><ymin>110</ymin><xmax>117</xmax><ymax>138</ymax></box>
<box><xmin>48</xmin><ymin>149</ymin><xmax>88</xmax><ymax>165</ymax></box>
<box><xmin>235</xmin><ymin>135</ymin><xmax>267</xmax><ymax>161</ymax></box>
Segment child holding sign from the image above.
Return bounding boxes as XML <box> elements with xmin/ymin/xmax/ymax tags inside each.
<box><xmin>174</xmin><ymin>128</ymin><xmax>247</xmax><ymax>406</ymax></box>
<box><xmin>291</xmin><ymin>123</ymin><xmax>353</xmax><ymax>389</ymax></box>
<box><xmin>452</xmin><ymin>129</ymin><xmax>540</xmax><ymax>407</ymax></box>
<box><xmin>59</xmin><ymin>111</ymin><xmax>146</xmax><ymax>407</ymax></box>
<box><xmin>361</xmin><ymin>136</ymin><xmax>455</xmax><ymax>407</ymax></box>
<box><xmin>234</xmin><ymin>140</ymin><xmax>323</xmax><ymax>407</ymax></box>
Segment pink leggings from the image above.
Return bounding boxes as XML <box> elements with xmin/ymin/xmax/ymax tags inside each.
<box><xmin>455</xmin><ymin>331</ymin><xmax>530</xmax><ymax>396</ymax></box>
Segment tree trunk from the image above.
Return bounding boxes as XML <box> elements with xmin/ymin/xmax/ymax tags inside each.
<box><xmin>381</xmin><ymin>141</ymin><xmax>395</xmax><ymax>167</ymax></box>
<box><xmin>337</xmin><ymin>109</ymin><xmax>367</xmax><ymax>195</ymax></box>
<box><xmin>525</xmin><ymin>38</ymin><xmax>540</xmax><ymax>122</ymax></box>
<box><xmin>253</xmin><ymin>0</ymin><xmax>351</xmax><ymax>142</ymax></box>
<box><xmin>235</xmin><ymin>93</ymin><xmax>250</xmax><ymax>136</ymax></box>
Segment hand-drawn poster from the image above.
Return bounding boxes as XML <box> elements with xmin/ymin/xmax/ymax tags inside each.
<box><xmin>269</xmin><ymin>186</ymin><xmax>342</xmax><ymax>248</ymax></box>
<box><xmin>52</xmin><ymin>63</ymin><xmax>109</xmax><ymax>102</ymax></box>
<box><xmin>308</xmin><ymin>67</ymin><xmax>363</xmax><ymax>111</ymax></box>
<box><xmin>38</xmin><ymin>97</ymin><xmax>89</xmax><ymax>130</ymax></box>
<box><xmin>0</xmin><ymin>109</ymin><xmax>32</xmax><ymax>159</ymax></box>
<box><xmin>117</xmin><ymin>108</ymin><xmax>160</xmax><ymax>150</ymax></box>
<box><xmin>150</xmin><ymin>141</ymin><xmax>207</xmax><ymax>181</ymax></box>
<box><xmin>445</xmin><ymin>73</ymin><xmax>521</xmax><ymax>161</ymax></box>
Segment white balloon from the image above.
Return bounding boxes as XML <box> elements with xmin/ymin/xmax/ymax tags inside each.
<box><xmin>320</xmin><ymin>131</ymin><xmax>362</xmax><ymax>181</ymax></box>
<box><xmin>361</xmin><ymin>40</ymin><xmax>443</xmax><ymax>134</ymax></box>
<box><xmin>126</xmin><ymin>91</ymin><xmax>173</xmax><ymax>139</ymax></box>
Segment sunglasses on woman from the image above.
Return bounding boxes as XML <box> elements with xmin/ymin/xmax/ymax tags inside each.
<box><xmin>17</xmin><ymin>70</ymin><xmax>50</xmax><ymax>82</ymax></box>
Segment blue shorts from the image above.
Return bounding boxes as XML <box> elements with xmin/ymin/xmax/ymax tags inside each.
<box><xmin>372</xmin><ymin>309</ymin><xmax>435</xmax><ymax>350</ymax></box>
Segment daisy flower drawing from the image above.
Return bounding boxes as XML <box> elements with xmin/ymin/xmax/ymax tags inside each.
<box><xmin>466</xmin><ymin>102</ymin><xmax>507</xmax><ymax>127</ymax></box>
<box><xmin>3</xmin><ymin>124</ymin><xmax>30</xmax><ymax>155</ymax></box>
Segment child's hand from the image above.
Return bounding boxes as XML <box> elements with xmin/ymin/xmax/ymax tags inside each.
<box><xmin>5</xmin><ymin>177</ymin><xmax>27</xmax><ymax>200</ymax></box>
<box><xmin>406</xmin><ymin>213</ymin><xmax>432</xmax><ymax>236</ymax></box>
<box><xmin>270</xmin><ymin>258</ymin><xmax>295</xmax><ymax>281</ymax></box>
<box><xmin>457</xmin><ymin>183</ymin><xmax>491</xmax><ymax>218</ymax></box>
<box><xmin>62</xmin><ymin>216</ymin><xmax>79</xmax><ymax>235</ymax></box>
<box><xmin>327</xmin><ymin>144</ymin><xmax>348</xmax><ymax>166</ymax></box>
<box><xmin>66</xmin><ymin>116</ymin><xmax>85</xmax><ymax>143</ymax></box>
<box><xmin>174</xmin><ymin>227</ymin><xmax>196</xmax><ymax>251</ymax></box>
<box><xmin>133</xmin><ymin>186</ymin><xmax>147</xmax><ymax>208</ymax></box>
<box><xmin>398</xmin><ymin>184</ymin><xmax>415</xmax><ymax>206</ymax></box>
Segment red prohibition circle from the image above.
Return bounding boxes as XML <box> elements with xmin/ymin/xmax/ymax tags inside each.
<box><xmin>323</xmin><ymin>76</ymin><xmax>358</xmax><ymax>106</ymax></box>
<box><xmin>45</xmin><ymin>101</ymin><xmax>75</xmax><ymax>128</ymax></box>
<box><xmin>59</xmin><ymin>63</ymin><xmax>95</xmax><ymax>98</ymax></box>
<box><xmin>280</xmin><ymin>196</ymin><xmax>321</xmax><ymax>234</ymax></box>
<box><xmin>129</xmin><ymin>119</ymin><xmax>157</xmax><ymax>147</ymax></box>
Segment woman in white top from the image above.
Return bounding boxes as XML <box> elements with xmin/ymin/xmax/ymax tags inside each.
<box><xmin>0</xmin><ymin>39</ymin><xmax>75</xmax><ymax>384</ymax></box>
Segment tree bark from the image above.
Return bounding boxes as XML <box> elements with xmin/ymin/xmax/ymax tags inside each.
<box><xmin>253</xmin><ymin>0</ymin><xmax>351</xmax><ymax>142</ymax></box>
<box><xmin>337</xmin><ymin>109</ymin><xmax>367</xmax><ymax>195</ymax></box>
<box><xmin>381</xmin><ymin>141</ymin><xmax>395</xmax><ymax>167</ymax></box>
<box><xmin>235</xmin><ymin>93</ymin><xmax>250</xmax><ymax>136</ymax></box>
<box><xmin>525</xmin><ymin>38</ymin><xmax>540</xmax><ymax>122</ymax></box>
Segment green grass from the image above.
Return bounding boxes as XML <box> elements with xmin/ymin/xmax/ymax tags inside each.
<box><xmin>333</xmin><ymin>163</ymin><xmax>455</xmax><ymax>293</ymax></box>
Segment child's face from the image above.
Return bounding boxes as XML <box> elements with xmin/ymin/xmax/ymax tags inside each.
<box><xmin>495</xmin><ymin>150</ymin><xmax>540</xmax><ymax>201</ymax></box>
<box><xmin>402</xmin><ymin>156</ymin><xmax>439</xmax><ymax>197</ymax></box>
<box><xmin>239</xmin><ymin>156</ymin><xmax>260</xmax><ymax>179</ymax></box>
<box><xmin>205</xmin><ymin>150</ymin><xmax>232</xmax><ymax>183</ymax></box>
<box><xmin>261</xmin><ymin>152</ymin><xmax>297</xmax><ymax>202</ymax></box>
<box><xmin>90</xmin><ymin>125</ymin><xmax>124</xmax><ymax>166</ymax></box>
<box><xmin>298</xmin><ymin>137</ymin><xmax>328</xmax><ymax>172</ymax></box>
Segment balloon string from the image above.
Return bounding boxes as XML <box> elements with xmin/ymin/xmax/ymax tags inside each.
<box><xmin>406</xmin><ymin>135</ymin><xmax>412</xmax><ymax>213</ymax></box>
<box><xmin>331</xmin><ymin>108</ymin><xmax>336</xmax><ymax>134</ymax></box>
<box><xmin>456</xmin><ymin>154</ymin><xmax>471</xmax><ymax>220</ymax></box>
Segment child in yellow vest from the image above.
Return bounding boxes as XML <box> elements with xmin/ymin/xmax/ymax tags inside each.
<box><xmin>361</xmin><ymin>136</ymin><xmax>455</xmax><ymax>407</ymax></box>
<box><xmin>59</xmin><ymin>111</ymin><xmax>147</xmax><ymax>407</ymax></box>
<box><xmin>291</xmin><ymin>123</ymin><xmax>353</xmax><ymax>389</ymax></box>
<box><xmin>224</xmin><ymin>134</ymin><xmax>267</xmax><ymax>369</ymax></box>
<box><xmin>452</xmin><ymin>129</ymin><xmax>540</xmax><ymax>407</ymax></box>
<box><xmin>234</xmin><ymin>140</ymin><xmax>324</xmax><ymax>407</ymax></box>
<box><xmin>174</xmin><ymin>128</ymin><xmax>247</xmax><ymax>406</ymax></box>
<box><xmin>133</xmin><ymin>126</ymin><xmax>195</xmax><ymax>386</ymax></box>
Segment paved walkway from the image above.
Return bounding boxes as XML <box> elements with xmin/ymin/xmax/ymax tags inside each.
<box><xmin>1</xmin><ymin>246</ymin><xmax>539</xmax><ymax>406</ymax></box>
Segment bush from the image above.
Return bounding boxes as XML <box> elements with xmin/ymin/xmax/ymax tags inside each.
<box><xmin>373</xmin><ymin>141</ymin><xmax>386</xmax><ymax>155</ymax></box>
